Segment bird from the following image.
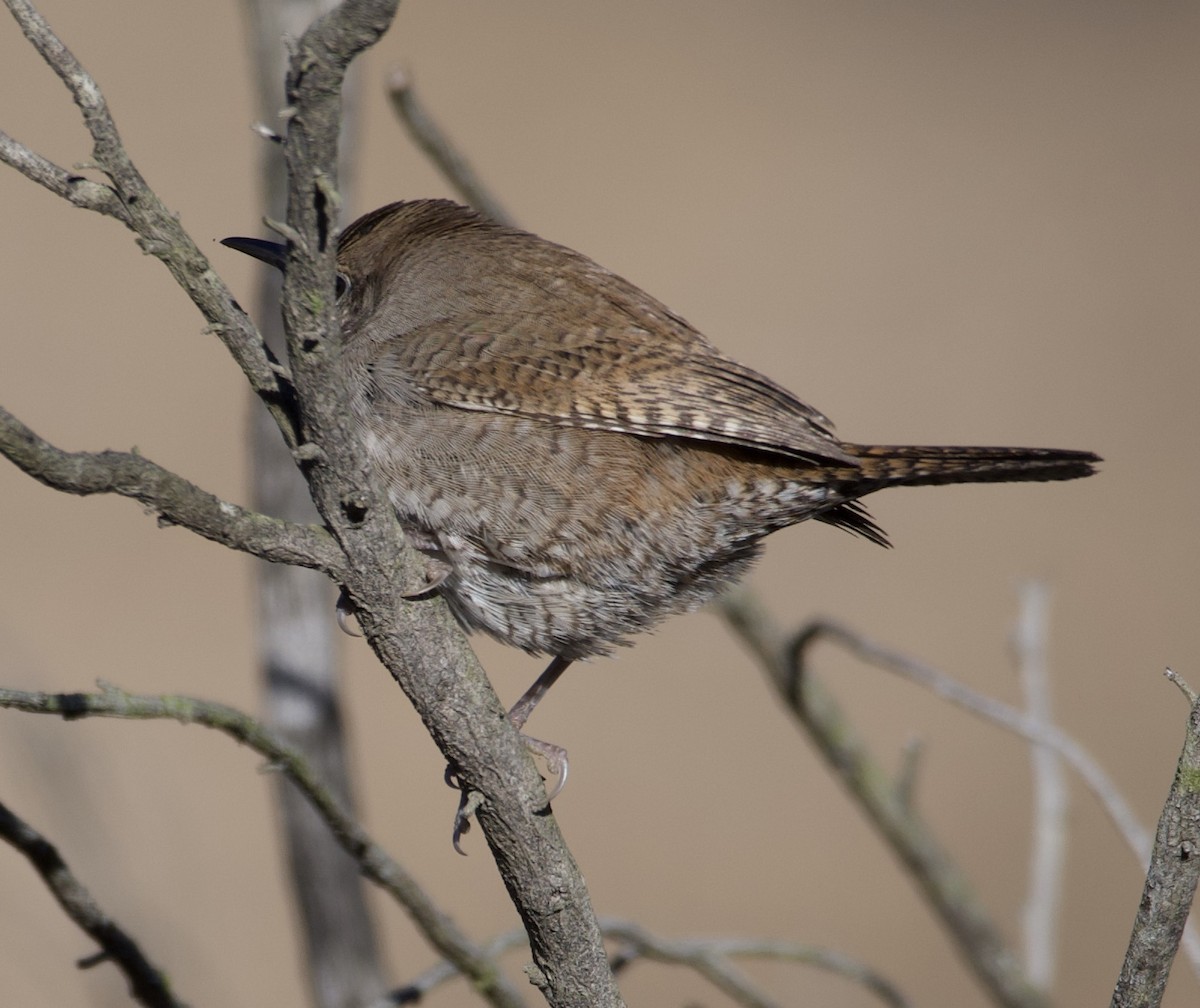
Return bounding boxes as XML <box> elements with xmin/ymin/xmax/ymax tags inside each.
<box><xmin>224</xmin><ymin>198</ymin><xmax>1099</xmax><ymax>797</ymax></box>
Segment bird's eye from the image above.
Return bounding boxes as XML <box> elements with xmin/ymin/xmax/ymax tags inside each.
<box><xmin>335</xmin><ymin>272</ymin><xmax>351</xmax><ymax>300</ymax></box>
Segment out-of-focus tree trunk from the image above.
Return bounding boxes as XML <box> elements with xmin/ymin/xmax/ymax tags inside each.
<box><xmin>238</xmin><ymin>3</ymin><xmax>385</xmax><ymax>1005</ymax></box>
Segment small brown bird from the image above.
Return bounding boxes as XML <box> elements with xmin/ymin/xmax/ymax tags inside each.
<box><xmin>225</xmin><ymin>199</ymin><xmax>1098</xmax><ymax>792</ymax></box>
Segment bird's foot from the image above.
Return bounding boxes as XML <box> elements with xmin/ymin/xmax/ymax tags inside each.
<box><xmin>444</xmin><ymin>734</ymin><xmax>569</xmax><ymax>853</ymax></box>
<box><xmin>520</xmin><ymin>734</ymin><xmax>569</xmax><ymax>801</ymax></box>
<box><xmin>446</xmin><ymin>767</ymin><xmax>486</xmax><ymax>856</ymax></box>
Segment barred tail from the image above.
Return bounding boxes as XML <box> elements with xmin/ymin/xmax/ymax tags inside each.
<box><xmin>843</xmin><ymin>444</ymin><xmax>1101</xmax><ymax>488</ymax></box>
<box><xmin>813</xmin><ymin>444</ymin><xmax>1100</xmax><ymax>547</ymax></box>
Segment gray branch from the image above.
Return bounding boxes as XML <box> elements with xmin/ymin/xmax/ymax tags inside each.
<box><xmin>2</xmin><ymin>1</ymin><xmax>620</xmax><ymax>1001</ymax></box>
<box><xmin>717</xmin><ymin>588</ymin><xmax>1048</xmax><ymax>1008</ymax></box>
<box><xmin>0</xmin><ymin>405</ymin><xmax>342</xmax><ymax>574</ymax></box>
<box><xmin>0</xmin><ymin>796</ymin><xmax>185</xmax><ymax>1008</ymax></box>
<box><xmin>239</xmin><ymin>1</ymin><xmax>385</xmax><ymax>1003</ymax></box>
<box><xmin>1110</xmin><ymin>673</ymin><xmax>1200</xmax><ymax>1008</ymax></box>
<box><xmin>0</xmin><ymin>684</ymin><xmax>529</xmax><ymax>1008</ymax></box>
<box><xmin>2</xmin><ymin>0</ymin><xmax>296</xmax><ymax>441</ymax></box>
<box><xmin>273</xmin><ymin>4</ymin><xmax>622</xmax><ymax>1004</ymax></box>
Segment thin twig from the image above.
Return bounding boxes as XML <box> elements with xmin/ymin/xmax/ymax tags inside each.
<box><xmin>791</xmin><ymin>611</ymin><xmax>1152</xmax><ymax>870</ymax></box>
<box><xmin>806</xmin><ymin>611</ymin><xmax>1200</xmax><ymax>977</ymax></box>
<box><xmin>386</xmin><ymin>68</ymin><xmax>512</xmax><ymax>224</ymax></box>
<box><xmin>1014</xmin><ymin>581</ymin><xmax>1066</xmax><ymax>989</ymax></box>
<box><xmin>0</xmin><ymin>128</ymin><xmax>128</xmax><ymax>218</ymax></box>
<box><xmin>602</xmin><ymin>919</ymin><xmax>911</xmax><ymax>1008</ymax></box>
<box><xmin>717</xmin><ymin>587</ymin><xmax>1048</xmax><ymax>1008</ymax></box>
<box><xmin>2</xmin><ymin>0</ymin><xmax>293</xmax><ymax>430</ymax></box>
<box><xmin>384</xmin><ymin>920</ymin><xmax>910</xmax><ymax>1008</ymax></box>
<box><xmin>0</xmin><ymin>798</ymin><xmax>185</xmax><ymax>1008</ymax></box>
<box><xmin>0</xmin><ymin>684</ymin><xmax>529</xmax><ymax>1008</ymax></box>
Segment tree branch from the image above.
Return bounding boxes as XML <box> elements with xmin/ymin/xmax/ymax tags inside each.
<box><xmin>1014</xmin><ymin>581</ymin><xmax>1066</xmax><ymax>989</ymax></box>
<box><xmin>0</xmin><ymin>683</ymin><xmax>530</xmax><ymax>1008</ymax></box>
<box><xmin>0</xmin><ymin>404</ymin><xmax>343</xmax><ymax>575</ymax></box>
<box><xmin>0</xmin><ymin>127</ymin><xmax>129</xmax><ymax>218</ymax></box>
<box><xmin>2</xmin><ymin>0</ymin><xmax>296</xmax><ymax>440</ymax></box>
<box><xmin>385</xmin><ymin>69</ymin><xmax>511</xmax><ymax>223</ymax></box>
<box><xmin>717</xmin><ymin>588</ymin><xmax>1047</xmax><ymax>1008</ymax></box>
<box><xmin>274</xmin><ymin>5</ymin><xmax>623</xmax><ymax>1004</ymax></box>
<box><xmin>602</xmin><ymin>919</ymin><xmax>912</xmax><ymax>1008</ymax></box>
<box><xmin>0</xmin><ymin>797</ymin><xmax>184</xmax><ymax>1008</ymax></box>
<box><xmin>1111</xmin><ymin>672</ymin><xmax>1200</xmax><ymax>1008</ymax></box>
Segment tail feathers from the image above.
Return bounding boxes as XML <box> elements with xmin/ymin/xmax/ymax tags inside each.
<box><xmin>843</xmin><ymin>444</ymin><xmax>1101</xmax><ymax>488</ymax></box>
<box><xmin>813</xmin><ymin>444</ymin><xmax>1099</xmax><ymax>546</ymax></box>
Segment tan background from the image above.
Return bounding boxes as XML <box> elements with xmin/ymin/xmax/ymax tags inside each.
<box><xmin>2</xmin><ymin>2</ymin><xmax>1198</xmax><ymax>1006</ymax></box>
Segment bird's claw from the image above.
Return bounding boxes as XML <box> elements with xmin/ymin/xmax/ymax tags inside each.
<box><xmin>443</xmin><ymin>736</ymin><xmax>569</xmax><ymax>852</ymax></box>
<box><xmin>401</xmin><ymin>563</ymin><xmax>451</xmax><ymax>600</ymax></box>
<box><xmin>335</xmin><ymin>588</ymin><xmax>362</xmax><ymax>637</ymax></box>
<box><xmin>521</xmin><ymin>735</ymin><xmax>570</xmax><ymax>802</ymax></box>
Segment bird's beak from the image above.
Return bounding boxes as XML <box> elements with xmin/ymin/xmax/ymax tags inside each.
<box><xmin>220</xmin><ymin>236</ymin><xmax>288</xmax><ymax>272</ymax></box>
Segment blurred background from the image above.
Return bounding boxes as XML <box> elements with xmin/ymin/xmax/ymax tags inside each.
<box><xmin>2</xmin><ymin>2</ymin><xmax>1198</xmax><ymax>1005</ymax></box>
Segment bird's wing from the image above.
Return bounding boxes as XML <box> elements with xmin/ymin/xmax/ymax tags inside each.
<box><xmin>369</xmin><ymin>263</ymin><xmax>857</xmax><ymax>465</ymax></box>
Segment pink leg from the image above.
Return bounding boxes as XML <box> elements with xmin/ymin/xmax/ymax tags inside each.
<box><xmin>508</xmin><ymin>655</ymin><xmax>573</xmax><ymax>801</ymax></box>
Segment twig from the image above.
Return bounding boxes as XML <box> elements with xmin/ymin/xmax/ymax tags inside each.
<box><xmin>0</xmin><ymin>798</ymin><xmax>185</xmax><ymax>1008</ymax></box>
<box><xmin>381</xmin><ymin>930</ymin><xmax>532</xmax><ymax>1006</ymax></box>
<box><xmin>602</xmin><ymin>919</ymin><xmax>911</xmax><ymax>1008</ymax></box>
<box><xmin>1111</xmin><ymin>677</ymin><xmax>1200</xmax><ymax>1008</ymax></box>
<box><xmin>0</xmin><ymin>684</ymin><xmax>528</xmax><ymax>1008</ymax></box>
<box><xmin>386</xmin><ymin>68</ymin><xmax>512</xmax><ymax>224</ymax></box>
<box><xmin>384</xmin><ymin>920</ymin><xmax>910</xmax><ymax>1008</ymax></box>
<box><xmin>0</xmin><ymin>405</ymin><xmax>344</xmax><ymax>577</ymax></box>
<box><xmin>717</xmin><ymin>587</ymin><xmax>1048</xmax><ymax>1008</ymax></box>
<box><xmin>784</xmin><ymin>611</ymin><xmax>1154</xmax><ymax>874</ymax></box>
<box><xmin>1</xmin><ymin>0</ymin><xmax>293</xmax><ymax>433</ymax></box>
<box><xmin>803</xmin><ymin>611</ymin><xmax>1200</xmax><ymax>978</ymax></box>
<box><xmin>1014</xmin><ymin>581</ymin><xmax>1065</xmax><ymax>989</ymax></box>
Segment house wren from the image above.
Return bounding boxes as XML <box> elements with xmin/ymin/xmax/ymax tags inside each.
<box><xmin>225</xmin><ymin>199</ymin><xmax>1098</xmax><ymax>791</ymax></box>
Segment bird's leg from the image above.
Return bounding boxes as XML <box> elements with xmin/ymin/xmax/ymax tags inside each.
<box><xmin>448</xmin><ymin>655</ymin><xmax>574</xmax><ymax>853</ymax></box>
<box><xmin>508</xmin><ymin>654</ymin><xmax>572</xmax><ymax>731</ymax></box>
<box><xmin>508</xmin><ymin>655</ymin><xmax>573</xmax><ymax>800</ymax></box>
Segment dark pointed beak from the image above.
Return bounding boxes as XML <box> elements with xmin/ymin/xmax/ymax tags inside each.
<box><xmin>220</xmin><ymin>236</ymin><xmax>288</xmax><ymax>272</ymax></box>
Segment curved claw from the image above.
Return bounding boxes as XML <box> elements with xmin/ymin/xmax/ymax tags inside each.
<box><xmin>401</xmin><ymin>564</ymin><xmax>451</xmax><ymax>600</ymax></box>
<box><xmin>335</xmin><ymin>588</ymin><xmax>363</xmax><ymax>637</ymax></box>
<box><xmin>451</xmin><ymin>787</ymin><xmax>484</xmax><ymax>856</ymax></box>
<box><xmin>521</xmin><ymin>735</ymin><xmax>570</xmax><ymax>803</ymax></box>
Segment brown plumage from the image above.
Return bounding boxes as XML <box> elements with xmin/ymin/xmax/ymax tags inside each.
<box><xmin>225</xmin><ymin>199</ymin><xmax>1099</xmax><ymax>789</ymax></box>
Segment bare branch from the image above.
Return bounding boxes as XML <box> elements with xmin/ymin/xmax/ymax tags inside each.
<box><xmin>1</xmin><ymin>0</ymin><xmax>295</xmax><ymax>439</ymax></box>
<box><xmin>717</xmin><ymin>587</ymin><xmax>1047</xmax><ymax>1008</ymax></box>
<box><xmin>0</xmin><ymin>405</ymin><xmax>344</xmax><ymax>576</ymax></box>
<box><xmin>386</xmin><ymin>69</ymin><xmax>512</xmax><ymax>223</ymax></box>
<box><xmin>275</xmin><ymin>6</ymin><xmax>622</xmax><ymax>1004</ymax></box>
<box><xmin>0</xmin><ymin>128</ymin><xmax>128</xmax><ymax>218</ymax></box>
<box><xmin>783</xmin><ymin>609</ymin><xmax>1154</xmax><ymax>872</ymax></box>
<box><xmin>1111</xmin><ymin>678</ymin><xmax>1200</xmax><ymax>1008</ymax></box>
<box><xmin>0</xmin><ymin>797</ymin><xmax>185</xmax><ymax>1008</ymax></box>
<box><xmin>0</xmin><ymin>683</ymin><xmax>529</xmax><ymax>1008</ymax></box>
<box><xmin>603</xmin><ymin>919</ymin><xmax>912</xmax><ymax>1008</ymax></box>
<box><xmin>819</xmin><ymin>606</ymin><xmax>1200</xmax><ymax>972</ymax></box>
<box><xmin>1014</xmin><ymin>581</ymin><xmax>1065</xmax><ymax>989</ymax></box>
<box><xmin>388</xmin><ymin>920</ymin><xmax>910</xmax><ymax>1008</ymax></box>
